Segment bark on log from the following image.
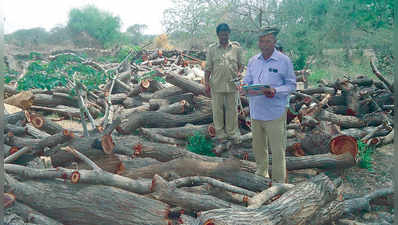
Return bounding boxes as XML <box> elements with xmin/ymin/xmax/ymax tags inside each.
<box><xmin>5</xmin><ymin>164</ymin><xmax>152</xmax><ymax>195</ymax></box>
<box><xmin>165</xmin><ymin>72</ymin><xmax>206</xmax><ymax>96</ymax></box>
<box><xmin>30</xmin><ymin>105</ymin><xmax>81</xmax><ymax>117</ymax></box>
<box><xmin>139</xmin><ymin>128</ymin><xmax>186</xmax><ymax>145</ymax></box>
<box><xmin>5</xmin><ymin>111</ymin><xmax>26</xmax><ymax>124</ymax></box>
<box><xmin>300</xmin><ymin>86</ymin><xmax>336</xmax><ymax>95</ymax></box>
<box><xmin>151</xmin><ymin>174</ymin><xmax>241</xmax><ymax>212</ymax></box>
<box><xmin>33</xmin><ymin>93</ymin><xmax>79</xmax><ymax>108</ymax></box>
<box><xmin>307</xmin><ymin>187</ymin><xmax>393</xmax><ymax>225</ymax></box>
<box><xmin>248</xmin><ymin>183</ymin><xmax>295</xmax><ymax>209</ymax></box>
<box><xmin>4</xmin><ymin>124</ymin><xmax>26</xmax><ymax>136</ymax></box>
<box><xmin>328</xmin><ymin>95</ymin><xmax>346</xmax><ymax>106</ymax></box>
<box><xmin>30</xmin><ymin>114</ymin><xmax>64</xmax><ymax>135</ymax></box>
<box><xmin>119</xmin><ymin>110</ymin><xmax>212</xmax><ymax>134</ymax></box>
<box><xmin>195</xmin><ymin>174</ymin><xmax>337</xmax><ymax>225</ymax></box>
<box><xmin>157</xmin><ymin>100</ymin><xmax>192</xmax><ymax>114</ymax></box>
<box><xmin>6</xmin><ymin>200</ymin><xmax>62</xmax><ymax>225</ymax></box>
<box><xmin>139</xmin><ymin>124</ymin><xmax>214</xmax><ymax>139</ymax></box>
<box><xmin>316</xmin><ymin>110</ymin><xmax>384</xmax><ymax>128</ymax></box>
<box><xmin>25</xmin><ymin>124</ymin><xmax>51</xmax><ymax>139</ymax></box>
<box><xmin>151</xmin><ymin>86</ymin><xmax>185</xmax><ymax>99</ymax></box>
<box><xmin>4</xmin><ymin>174</ymin><xmax>170</xmax><ymax>225</ymax></box>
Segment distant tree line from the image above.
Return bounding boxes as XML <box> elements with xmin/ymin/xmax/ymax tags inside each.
<box><xmin>5</xmin><ymin>5</ymin><xmax>154</xmax><ymax>49</ymax></box>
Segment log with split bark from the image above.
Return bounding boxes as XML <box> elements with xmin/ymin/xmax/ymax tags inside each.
<box><xmin>4</xmin><ymin>173</ymin><xmax>170</xmax><ymax>225</ymax></box>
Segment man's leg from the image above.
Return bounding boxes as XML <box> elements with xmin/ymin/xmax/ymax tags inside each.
<box><xmin>265</xmin><ymin>111</ymin><xmax>287</xmax><ymax>183</ymax></box>
<box><xmin>224</xmin><ymin>92</ymin><xmax>240</xmax><ymax>138</ymax></box>
<box><xmin>251</xmin><ymin>119</ymin><xmax>269</xmax><ymax>178</ymax></box>
<box><xmin>211</xmin><ymin>92</ymin><xmax>227</xmax><ymax>139</ymax></box>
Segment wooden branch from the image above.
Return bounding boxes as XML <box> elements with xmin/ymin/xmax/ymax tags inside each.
<box><xmin>247</xmin><ymin>183</ymin><xmax>295</xmax><ymax>208</ymax></box>
<box><xmin>170</xmin><ymin>176</ymin><xmax>256</xmax><ymax>197</ymax></box>
<box><xmin>151</xmin><ymin>174</ymin><xmax>241</xmax><ymax>212</ymax></box>
<box><xmin>5</xmin><ymin>146</ymin><xmax>31</xmax><ymax>163</ymax></box>
<box><xmin>61</xmin><ymin>146</ymin><xmax>103</xmax><ymax>171</ymax></box>
<box><xmin>370</xmin><ymin>58</ymin><xmax>393</xmax><ymax>92</ymax></box>
<box><xmin>5</xmin><ymin>164</ymin><xmax>152</xmax><ymax>194</ymax></box>
<box><xmin>119</xmin><ymin>110</ymin><xmax>212</xmax><ymax>134</ymax></box>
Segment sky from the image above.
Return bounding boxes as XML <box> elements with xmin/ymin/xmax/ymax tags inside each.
<box><xmin>3</xmin><ymin>0</ymin><xmax>173</xmax><ymax>35</ymax></box>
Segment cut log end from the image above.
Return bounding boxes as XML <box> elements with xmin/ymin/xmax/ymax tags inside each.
<box><xmin>70</xmin><ymin>171</ymin><xmax>81</xmax><ymax>184</ymax></box>
<box><xmin>330</xmin><ymin>135</ymin><xmax>358</xmax><ymax>158</ymax></box>
<box><xmin>208</xmin><ymin>124</ymin><xmax>216</xmax><ymax>137</ymax></box>
<box><xmin>9</xmin><ymin>147</ymin><xmax>19</xmax><ymax>155</ymax></box>
<box><xmin>141</xmin><ymin>79</ymin><xmax>151</xmax><ymax>89</ymax></box>
<box><xmin>4</xmin><ymin>193</ymin><xmax>16</xmax><ymax>208</ymax></box>
<box><xmin>101</xmin><ymin>134</ymin><xmax>115</xmax><ymax>154</ymax></box>
<box><xmin>32</xmin><ymin>116</ymin><xmax>44</xmax><ymax>129</ymax></box>
<box><xmin>203</xmin><ymin>219</ymin><xmax>216</xmax><ymax>225</ymax></box>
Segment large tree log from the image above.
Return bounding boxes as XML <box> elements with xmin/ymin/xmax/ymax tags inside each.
<box><xmin>121</xmin><ymin>158</ymin><xmax>241</xmax><ymax>180</ymax></box>
<box><xmin>157</xmin><ymin>100</ymin><xmax>192</xmax><ymax>114</ymax></box>
<box><xmin>300</xmin><ymin>86</ymin><xmax>336</xmax><ymax>95</ymax></box>
<box><xmin>119</xmin><ymin>110</ymin><xmax>212</xmax><ymax>133</ymax></box>
<box><xmin>151</xmin><ymin>86</ymin><xmax>185</xmax><ymax>99</ymax></box>
<box><xmin>139</xmin><ymin>128</ymin><xmax>186</xmax><ymax>145</ymax></box>
<box><xmin>5</xmin><ymin>111</ymin><xmax>26</xmax><ymax>124</ymax></box>
<box><xmin>316</xmin><ymin>110</ymin><xmax>385</xmax><ymax>128</ymax></box>
<box><xmin>194</xmin><ymin>174</ymin><xmax>337</xmax><ymax>225</ymax></box>
<box><xmin>29</xmin><ymin>114</ymin><xmax>64</xmax><ymax>135</ymax></box>
<box><xmin>25</xmin><ymin>123</ymin><xmax>51</xmax><ymax>139</ymax></box>
<box><xmin>33</xmin><ymin>93</ymin><xmax>79</xmax><ymax>108</ymax></box>
<box><xmin>139</xmin><ymin>124</ymin><xmax>215</xmax><ymax>139</ymax></box>
<box><xmin>5</xmin><ymin>174</ymin><xmax>170</xmax><ymax>225</ymax></box>
<box><xmin>113</xmin><ymin>135</ymin><xmax>356</xmax><ymax>175</ymax></box>
<box><xmin>165</xmin><ymin>71</ymin><xmax>206</xmax><ymax>96</ymax></box>
<box><xmin>307</xmin><ymin>187</ymin><xmax>393</xmax><ymax>225</ymax></box>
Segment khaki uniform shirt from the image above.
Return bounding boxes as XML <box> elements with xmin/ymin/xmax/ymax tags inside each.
<box><xmin>205</xmin><ymin>41</ymin><xmax>243</xmax><ymax>93</ymax></box>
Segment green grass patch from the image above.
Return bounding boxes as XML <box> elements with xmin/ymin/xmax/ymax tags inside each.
<box><xmin>357</xmin><ymin>139</ymin><xmax>375</xmax><ymax>172</ymax></box>
<box><xmin>186</xmin><ymin>131</ymin><xmax>215</xmax><ymax>157</ymax></box>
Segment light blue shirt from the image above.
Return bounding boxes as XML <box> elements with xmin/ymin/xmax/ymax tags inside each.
<box><xmin>243</xmin><ymin>49</ymin><xmax>296</xmax><ymax>121</ymax></box>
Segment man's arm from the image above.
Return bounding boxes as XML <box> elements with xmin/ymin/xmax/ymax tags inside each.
<box><xmin>204</xmin><ymin>47</ymin><xmax>213</xmax><ymax>96</ymax></box>
<box><xmin>274</xmin><ymin>58</ymin><xmax>296</xmax><ymax>97</ymax></box>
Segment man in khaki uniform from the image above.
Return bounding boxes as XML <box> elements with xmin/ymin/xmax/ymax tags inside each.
<box><xmin>242</xmin><ymin>27</ymin><xmax>296</xmax><ymax>183</ymax></box>
<box><xmin>205</xmin><ymin>23</ymin><xmax>243</xmax><ymax>140</ymax></box>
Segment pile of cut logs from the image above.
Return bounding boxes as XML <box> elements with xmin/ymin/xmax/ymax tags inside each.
<box><xmin>3</xmin><ymin>47</ymin><xmax>393</xmax><ymax>225</ymax></box>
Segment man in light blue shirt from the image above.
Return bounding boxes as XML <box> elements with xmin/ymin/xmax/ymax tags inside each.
<box><xmin>242</xmin><ymin>27</ymin><xmax>296</xmax><ymax>183</ymax></box>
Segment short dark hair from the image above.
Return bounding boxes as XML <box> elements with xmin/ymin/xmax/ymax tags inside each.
<box><xmin>216</xmin><ymin>23</ymin><xmax>231</xmax><ymax>34</ymax></box>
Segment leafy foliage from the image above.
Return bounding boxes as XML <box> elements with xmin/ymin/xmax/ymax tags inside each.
<box><xmin>186</xmin><ymin>131</ymin><xmax>215</xmax><ymax>157</ymax></box>
<box><xmin>17</xmin><ymin>53</ymin><xmax>108</xmax><ymax>92</ymax></box>
<box><xmin>357</xmin><ymin>140</ymin><xmax>375</xmax><ymax>172</ymax></box>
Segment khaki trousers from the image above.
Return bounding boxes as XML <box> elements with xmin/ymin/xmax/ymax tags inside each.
<box><xmin>211</xmin><ymin>91</ymin><xmax>239</xmax><ymax>138</ymax></box>
<box><xmin>251</xmin><ymin>111</ymin><xmax>287</xmax><ymax>183</ymax></box>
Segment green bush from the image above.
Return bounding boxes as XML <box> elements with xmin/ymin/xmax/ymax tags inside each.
<box><xmin>186</xmin><ymin>131</ymin><xmax>215</xmax><ymax>156</ymax></box>
<box><xmin>357</xmin><ymin>140</ymin><xmax>375</xmax><ymax>172</ymax></box>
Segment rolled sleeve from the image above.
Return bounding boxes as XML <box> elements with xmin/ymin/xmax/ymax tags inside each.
<box><xmin>274</xmin><ymin>59</ymin><xmax>296</xmax><ymax>96</ymax></box>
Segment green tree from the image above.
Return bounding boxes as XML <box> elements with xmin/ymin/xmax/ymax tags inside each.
<box><xmin>66</xmin><ymin>5</ymin><xmax>122</xmax><ymax>48</ymax></box>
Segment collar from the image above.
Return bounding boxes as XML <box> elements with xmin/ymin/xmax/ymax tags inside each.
<box><xmin>217</xmin><ymin>41</ymin><xmax>233</xmax><ymax>48</ymax></box>
<box><xmin>257</xmin><ymin>48</ymin><xmax>279</xmax><ymax>61</ymax></box>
